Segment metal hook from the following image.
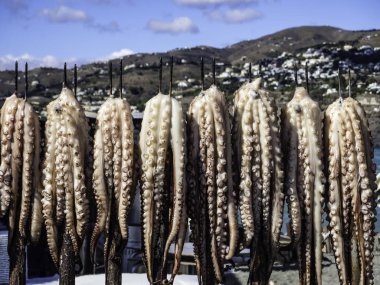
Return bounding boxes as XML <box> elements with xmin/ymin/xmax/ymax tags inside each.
<box><xmin>201</xmin><ymin>57</ymin><xmax>204</xmax><ymax>91</ymax></box>
<box><xmin>25</xmin><ymin>62</ymin><xmax>28</xmax><ymax>100</ymax></box>
<box><xmin>15</xmin><ymin>61</ymin><xmax>18</xmax><ymax>93</ymax></box>
<box><xmin>248</xmin><ymin>62</ymin><xmax>252</xmax><ymax>83</ymax></box>
<box><xmin>159</xmin><ymin>57</ymin><xmax>163</xmax><ymax>93</ymax></box>
<box><xmin>169</xmin><ymin>56</ymin><xmax>173</xmax><ymax>96</ymax></box>
<box><xmin>338</xmin><ymin>67</ymin><xmax>343</xmax><ymax>103</ymax></box>
<box><xmin>348</xmin><ymin>68</ymin><xmax>352</xmax><ymax>97</ymax></box>
<box><xmin>305</xmin><ymin>62</ymin><xmax>309</xmax><ymax>93</ymax></box>
<box><xmin>294</xmin><ymin>64</ymin><xmax>298</xmax><ymax>87</ymax></box>
<box><xmin>63</xmin><ymin>62</ymin><xmax>67</xmax><ymax>87</ymax></box>
<box><xmin>119</xmin><ymin>59</ymin><xmax>123</xmax><ymax>98</ymax></box>
<box><xmin>74</xmin><ymin>64</ymin><xmax>78</xmax><ymax>98</ymax></box>
<box><xmin>109</xmin><ymin>60</ymin><xmax>113</xmax><ymax>97</ymax></box>
<box><xmin>259</xmin><ymin>61</ymin><xmax>262</xmax><ymax>77</ymax></box>
<box><xmin>212</xmin><ymin>57</ymin><xmax>216</xmax><ymax>85</ymax></box>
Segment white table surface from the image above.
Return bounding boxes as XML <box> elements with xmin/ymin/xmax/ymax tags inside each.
<box><xmin>27</xmin><ymin>273</ymin><xmax>198</xmax><ymax>285</ymax></box>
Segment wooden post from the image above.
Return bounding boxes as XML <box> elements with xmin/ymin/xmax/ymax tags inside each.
<box><xmin>9</xmin><ymin>230</ymin><xmax>26</xmax><ymax>285</ymax></box>
<box><xmin>59</xmin><ymin>230</ymin><xmax>75</xmax><ymax>285</ymax></box>
<box><xmin>105</xmin><ymin>197</ymin><xmax>125</xmax><ymax>285</ymax></box>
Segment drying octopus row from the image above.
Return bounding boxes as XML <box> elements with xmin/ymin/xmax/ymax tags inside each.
<box><xmin>186</xmin><ymin>78</ymin><xmax>377</xmax><ymax>285</ymax></box>
<box><xmin>0</xmin><ymin>77</ymin><xmax>377</xmax><ymax>285</ymax></box>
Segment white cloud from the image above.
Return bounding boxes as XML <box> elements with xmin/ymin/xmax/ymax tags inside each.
<box><xmin>175</xmin><ymin>0</ymin><xmax>256</xmax><ymax>7</ymax></box>
<box><xmin>40</xmin><ymin>5</ymin><xmax>88</xmax><ymax>23</ymax></box>
<box><xmin>148</xmin><ymin>17</ymin><xmax>199</xmax><ymax>34</ymax></box>
<box><xmin>39</xmin><ymin>5</ymin><xmax>121</xmax><ymax>33</ymax></box>
<box><xmin>208</xmin><ymin>8</ymin><xmax>261</xmax><ymax>23</ymax></box>
<box><xmin>98</xmin><ymin>48</ymin><xmax>135</xmax><ymax>61</ymax></box>
<box><xmin>0</xmin><ymin>53</ymin><xmax>80</xmax><ymax>70</ymax></box>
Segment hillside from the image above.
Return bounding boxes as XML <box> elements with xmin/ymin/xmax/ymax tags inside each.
<box><xmin>0</xmin><ymin>25</ymin><xmax>380</xmax><ymax>143</ymax></box>
<box><xmin>227</xmin><ymin>26</ymin><xmax>380</xmax><ymax>62</ymax></box>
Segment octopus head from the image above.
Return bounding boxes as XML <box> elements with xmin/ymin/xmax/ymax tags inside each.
<box><xmin>54</xmin><ymin>104</ymin><xmax>62</xmax><ymax>114</ymax></box>
<box><xmin>3</xmin><ymin>174</ymin><xmax>12</xmax><ymax>186</ymax></box>
<box><xmin>248</xmin><ymin>89</ymin><xmax>259</xmax><ymax>99</ymax></box>
<box><xmin>294</xmin><ymin>105</ymin><xmax>302</xmax><ymax>113</ymax></box>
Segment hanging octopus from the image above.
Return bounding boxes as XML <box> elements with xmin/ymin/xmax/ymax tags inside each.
<box><xmin>90</xmin><ymin>97</ymin><xmax>136</xmax><ymax>283</ymax></box>
<box><xmin>187</xmin><ymin>85</ymin><xmax>238</xmax><ymax>285</ymax></box>
<box><xmin>139</xmin><ymin>93</ymin><xmax>187</xmax><ymax>285</ymax></box>
<box><xmin>282</xmin><ymin>86</ymin><xmax>325</xmax><ymax>285</ymax></box>
<box><xmin>325</xmin><ymin>96</ymin><xmax>377</xmax><ymax>285</ymax></box>
<box><xmin>232</xmin><ymin>78</ymin><xmax>284</xmax><ymax>285</ymax></box>
<box><xmin>41</xmin><ymin>86</ymin><xmax>91</xmax><ymax>271</ymax></box>
<box><xmin>0</xmin><ymin>93</ymin><xmax>42</xmax><ymax>284</ymax></box>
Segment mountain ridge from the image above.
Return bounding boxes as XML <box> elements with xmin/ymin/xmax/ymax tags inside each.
<box><xmin>1</xmin><ymin>25</ymin><xmax>379</xmax><ymax>106</ymax></box>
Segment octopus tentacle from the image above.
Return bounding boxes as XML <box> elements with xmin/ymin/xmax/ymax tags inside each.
<box><xmin>0</xmin><ymin>95</ymin><xmax>19</xmax><ymax>217</ymax></box>
<box><xmin>262</xmin><ymin>92</ymin><xmax>284</xmax><ymax>261</ymax></box>
<box><xmin>161</xmin><ymin>98</ymin><xmax>186</xmax><ymax>279</ymax></box>
<box><xmin>256</xmin><ymin>85</ymin><xmax>281</xmax><ymax>281</ymax></box>
<box><xmin>198</xmin><ymin>101</ymin><xmax>211</xmax><ymax>284</ymax></box>
<box><xmin>140</xmin><ymin>96</ymin><xmax>160</xmax><ymax>284</ymax></box>
<box><xmin>325</xmin><ymin>102</ymin><xmax>349</xmax><ymax>285</ymax></box>
<box><xmin>345</xmin><ymin>101</ymin><xmax>376</xmax><ymax>284</ymax></box>
<box><xmin>63</xmin><ymin>137</ymin><xmax>79</xmax><ymax>256</ymax></box>
<box><xmin>111</xmin><ymin>103</ymin><xmax>122</xmax><ymax>205</ymax></box>
<box><xmin>18</xmin><ymin>103</ymin><xmax>35</xmax><ymax>239</ymax></box>
<box><xmin>257</xmin><ymin>99</ymin><xmax>272</xmax><ymax>243</ymax></box>
<box><xmin>187</xmin><ymin>98</ymin><xmax>206</xmax><ymax>283</ymax></box>
<box><xmin>284</xmin><ymin>87</ymin><xmax>324</xmax><ymax>285</ymax></box>
<box><xmin>282</xmin><ymin>106</ymin><xmax>301</xmax><ymax>245</ymax></box>
<box><xmin>238</xmin><ymin>96</ymin><xmax>255</xmax><ymax>249</ymax></box>
<box><xmin>30</xmin><ymin>111</ymin><xmax>43</xmax><ymax>243</ymax></box>
<box><xmin>153</xmin><ymin>95</ymin><xmax>171</xmax><ymax>276</ymax></box>
<box><xmin>223</xmin><ymin>103</ymin><xmax>238</xmax><ymax>260</ymax></box>
<box><xmin>69</xmin><ymin>117</ymin><xmax>89</xmax><ymax>244</ymax></box>
<box><xmin>101</xmin><ymin>101</ymin><xmax>114</xmax><ymax>258</ymax></box>
<box><xmin>204</xmin><ymin>95</ymin><xmax>223</xmax><ymax>283</ymax></box>
<box><xmin>343</xmin><ymin>113</ymin><xmax>361</xmax><ymax>284</ymax></box>
<box><xmin>337</xmin><ymin>110</ymin><xmax>352</xmax><ymax>281</ymax></box>
<box><xmin>170</xmin><ymin>186</ymin><xmax>188</xmax><ymax>284</ymax></box>
<box><xmin>42</xmin><ymin>105</ymin><xmax>59</xmax><ymax>266</ymax></box>
<box><xmin>55</xmin><ymin>112</ymin><xmax>66</xmax><ymax>226</ymax></box>
<box><xmin>346</xmin><ymin>105</ymin><xmax>368</xmax><ymax>284</ymax></box>
<box><xmin>8</xmin><ymin>99</ymin><xmax>25</xmax><ymax>246</ymax></box>
<box><xmin>306</xmin><ymin>115</ymin><xmax>324</xmax><ymax>285</ymax></box>
<box><xmin>118</xmin><ymin>99</ymin><xmax>135</xmax><ymax>241</ymax></box>
<box><xmin>90</xmin><ymin>121</ymin><xmax>108</xmax><ymax>259</ymax></box>
<box><xmin>251</xmin><ymin>98</ymin><xmax>263</xmax><ymax>254</ymax></box>
<box><xmin>210</xmin><ymin>95</ymin><xmax>229</xmax><ymax>260</ymax></box>
<box><xmin>293</xmin><ymin>106</ymin><xmax>307</xmax><ymax>284</ymax></box>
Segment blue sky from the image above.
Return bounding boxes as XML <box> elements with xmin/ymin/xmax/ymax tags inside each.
<box><xmin>0</xmin><ymin>0</ymin><xmax>379</xmax><ymax>70</ymax></box>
